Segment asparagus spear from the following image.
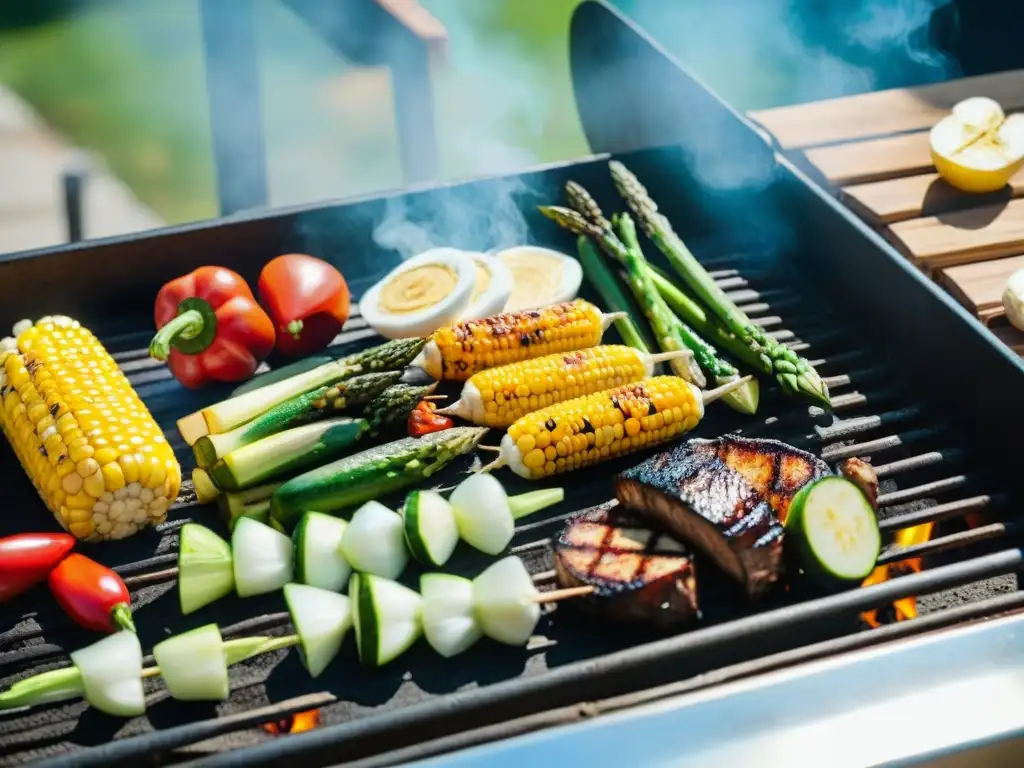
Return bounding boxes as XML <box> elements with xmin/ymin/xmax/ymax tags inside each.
<box><xmin>576</xmin><ymin>236</ymin><xmax>654</xmax><ymax>353</ymax></box>
<box><xmin>545</xmin><ymin>196</ymin><xmax>727</xmax><ymax>385</ymax></box>
<box><xmin>608</xmin><ymin>161</ymin><xmax>830</xmax><ymax>408</ymax></box>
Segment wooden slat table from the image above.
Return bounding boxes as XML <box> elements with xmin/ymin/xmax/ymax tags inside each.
<box><xmin>748</xmin><ymin>69</ymin><xmax>1024</xmax><ymax>355</ymax></box>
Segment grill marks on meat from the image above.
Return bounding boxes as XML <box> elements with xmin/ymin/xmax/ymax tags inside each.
<box><xmin>554</xmin><ymin>505</ymin><xmax>699</xmax><ymax>630</ymax></box>
<box><xmin>616</xmin><ymin>442</ymin><xmax>786</xmax><ymax>597</ymax></box>
<box><xmin>689</xmin><ymin>435</ymin><xmax>832</xmax><ymax>524</ymax></box>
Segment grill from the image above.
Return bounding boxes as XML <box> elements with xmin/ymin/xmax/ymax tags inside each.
<box><xmin>2</xmin><ymin>3</ymin><xmax>1024</xmax><ymax>766</ymax></box>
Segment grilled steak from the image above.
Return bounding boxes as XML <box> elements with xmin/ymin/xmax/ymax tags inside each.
<box><xmin>554</xmin><ymin>503</ymin><xmax>699</xmax><ymax>630</ymax></box>
<box><xmin>616</xmin><ymin>443</ymin><xmax>786</xmax><ymax>597</ymax></box>
<box><xmin>688</xmin><ymin>435</ymin><xmax>833</xmax><ymax>524</ymax></box>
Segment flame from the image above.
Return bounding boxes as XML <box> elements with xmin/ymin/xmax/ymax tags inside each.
<box><xmin>860</xmin><ymin>521</ymin><xmax>934</xmax><ymax>627</ymax></box>
<box><xmin>263</xmin><ymin>708</ymin><xmax>322</xmax><ymax>736</ymax></box>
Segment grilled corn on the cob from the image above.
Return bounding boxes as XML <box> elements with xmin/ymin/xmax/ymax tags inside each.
<box><xmin>414</xmin><ymin>299</ymin><xmax>625</xmax><ymax>382</ymax></box>
<box><xmin>437</xmin><ymin>345</ymin><xmax>693</xmax><ymax>427</ymax></box>
<box><xmin>484</xmin><ymin>375</ymin><xmax>750</xmax><ymax>480</ymax></box>
<box><xmin>0</xmin><ymin>317</ymin><xmax>181</xmax><ymax>541</ymax></box>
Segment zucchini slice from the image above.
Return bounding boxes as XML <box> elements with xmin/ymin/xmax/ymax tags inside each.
<box><xmin>152</xmin><ymin>624</ymin><xmax>229</xmax><ymax>701</ymax></box>
<box><xmin>178</xmin><ymin>523</ymin><xmax>235</xmax><ymax>615</ymax></box>
<box><xmin>402</xmin><ymin>490</ymin><xmax>459</xmax><ymax>567</ymax></box>
<box><xmin>293</xmin><ymin>512</ymin><xmax>352</xmax><ymax>592</ymax></box>
<box><xmin>283</xmin><ymin>583</ymin><xmax>353</xmax><ymax>678</ymax></box>
<box><xmin>350</xmin><ymin>573</ymin><xmax>422</xmax><ymax>667</ymax></box>
<box><xmin>786</xmin><ymin>476</ymin><xmax>881</xmax><ymax>583</ymax></box>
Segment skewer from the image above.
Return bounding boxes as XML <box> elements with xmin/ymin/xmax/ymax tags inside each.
<box><xmin>478</xmin><ymin>375</ymin><xmax>754</xmax><ymax>474</ymax></box>
<box><xmin>529</xmin><ymin>585</ymin><xmax>595</xmax><ymax>603</ymax></box>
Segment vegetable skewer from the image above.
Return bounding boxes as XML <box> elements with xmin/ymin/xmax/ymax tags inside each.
<box><xmin>608</xmin><ymin>161</ymin><xmax>830</xmax><ymax>408</ymax></box>
<box><xmin>481</xmin><ymin>375</ymin><xmax>752</xmax><ymax>479</ymax></box>
<box><xmin>436</xmin><ymin>344</ymin><xmax>692</xmax><ymax>428</ymax></box>
<box><xmin>412</xmin><ymin>299</ymin><xmax>626</xmax><ymax>382</ymax></box>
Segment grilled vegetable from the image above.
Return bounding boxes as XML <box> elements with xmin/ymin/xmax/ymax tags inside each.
<box><xmin>232</xmin><ymin>517</ymin><xmax>294</xmax><ymax>598</ymax></box>
<box><xmin>150</xmin><ymin>266</ymin><xmax>277</xmax><ymax>389</ymax></box>
<box><xmin>609</xmin><ymin>161</ymin><xmax>830</xmax><ymax>407</ymax></box>
<box><xmin>293</xmin><ymin>512</ymin><xmax>352</xmax><ymax>592</ymax></box>
<box><xmin>192</xmin><ymin>467</ymin><xmax>220</xmax><ymax>504</ymax></box>
<box><xmin>177</xmin><ymin>337</ymin><xmax>426</xmax><ymax>445</ymax></box>
<box><xmin>0</xmin><ymin>532</ymin><xmax>75</xmax><ymax>603</ymax></box>
<box><xmin>402</xmin><ymin>490</ymin><xmax>459</xmax><ymax>567</ymax></box>
<box><xmin>270</xmin><ymin>427</ymin><xmax>488</xmax><ymax>529</ymax></box>
<box><xmin>436</xmin><ymin>345</ymin><xmax>692</xmax><ymax>428</ymax></box>
<box><xmin>420</xmin><ymin>573</ymin><xmax>482</xmax><ymax>658</ymax></box>
<box><xmin>231</xmin><ymin>356</ymin><xmax>333</xmax><ymax>397</ymax></box>
<box><xmin>554</xmin><ymin>504</ymin><xmax>698</xmax><ymax>629</ymax></box>
<box><xmin>70</xmin><ymin>630</ymin><xmax>145</xmax><ymax>716</ymax></box>
<box><xmin>448</xmin><ymin>473</ymin><xmax>564</xmax><ymax>555</ymax></box>
<box><xmin>407</xmin><ymin>400</ymin><xmax>454</xmax><ymax>437</ymax></box>
<box><xmin>547</xmin><ymin>183</ymin><xmax>759</xmax><ymax>414</ymax></box>
<box><xmin>350</xmin><ymin>573</ymin><xmax>423</xmax><ymax>667</ymax></box>
<box><xmin>364</xmin><ymin>382</ymin><xmax>438</xmax><ymax>434</ymax></box>
<box><xmin>786</xmin><ymin>477</ymin><xmax>880</xmax><ymax>584</ymax></box>
<box><xmin>554</xmin><ymin>184</ymin><xmax>732</xmax><ymax>386</ymax></box>
<box><xmin>483</xmin><ymin>376</ymin><xmax>750</xmax><ymax>480</ymax></box>
<box><xmin>218</xmin><ymin>481</ymin><xmax>282</xmax><ymax>522</ymax></box>
<box><xmin>258</xmin><ymin>253</ymin><xmax>351</xmax><ymax>358</ymax></box>
<box><xmin>576</xmin><ymin>236</ymin><xmax>653</xmax><ymax>352</ymax></box>
<box><xmin>472</xmin><ymin>556</ymin><xmax>540</xmax><ymax>646</ymax></box>
<box><xmin>0</xmin><ymin>317</ymin><xmax>182</xmax><ymax>541</ymax></box>
<box><xmin>413</xmin><ymin>299</ymin><xmax>625</xmax><ymax>382</ymax></box>
<box><xmin>616</xmin><ymin>442</ymin><xmax>786</xmax><ymax>597</ymax></box>
<box><xmin>49</xmin><ymin>553</ymin><xmax>136</xmax><ymax>633</ymax></box>
<box><xmin>284</xmin><ymin>583</ymin><xmax>353</xmax><ymax>677</ymax></box>
<box><xmin>209</xmin><ymin>418</ymin><xmax>369</xmax><ymax>492</ymax></box>
<box><xmin>684</xmin><ymin>436</ymin><xmax>833</xmax><ymax>524</ymax></box>
<box><xmin>177</xmin><ymin>523</ymin><xmax>235</xmax><ymax>615</ymax></box>
<box><xmin>152</xmin><ymin>624</ymin><xmax>229</xmax><ymax>701</ymax></box>
<box><xmin>194</xmin><ymin>371</ymin><xmax>399</xmax><ymax>466</ymax></box>
<box><xmin>340</xmin><ymin>501</ymin><xmax>409</xmax><ymax>579</ymax></box>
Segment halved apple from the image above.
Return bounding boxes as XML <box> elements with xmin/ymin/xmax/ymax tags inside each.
<box><xmin>930</xmin><ymin>97</ymin><xmax>1024</xmax><ymax>194</ymax></box>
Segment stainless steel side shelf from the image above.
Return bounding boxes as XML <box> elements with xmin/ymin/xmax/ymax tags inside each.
<box><xmin>408</xmin><ymin>609</ymin><xmax>1024</xmax><ymax>768</ymax></box>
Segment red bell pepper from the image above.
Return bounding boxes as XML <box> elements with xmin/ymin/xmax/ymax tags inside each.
<box><xmin>258</xmin><ymin>254</ymin><xmax>351</xmax><ymax>358</ymax></box>
<box><xmin>408</xmin><ymin>400</ymin><xmax>453</xmax><ymax>437</ymax></box>
<box><xmin>48</xmin><ymin>553</ymin><xmax>136</xmax><ymax>634</ymax></box>
<box><xmin>150</xmin><ymin>266</ymin><xmax>277</xmax><ymax>389</ymax></box>
<box><xmin>0</xmin><ymin>533</ymin><xmax>75</xmax><ymax>603</ymax></box>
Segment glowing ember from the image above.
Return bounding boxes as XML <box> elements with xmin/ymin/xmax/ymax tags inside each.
<box><xmin>263</xmin><ymin>708</ymin><xmax>321</xmax><ymax>735</ymax></box>
<box><xmin>861</xmin><ymin>521</ymin><xmax>934</xmax><ymax>627</ymax></box>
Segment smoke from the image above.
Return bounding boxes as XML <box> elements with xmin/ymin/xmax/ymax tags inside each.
<box><xmin>369</xmin><ymin>0</ymin><xmax>581</xmax><ymax>259</ymax></box>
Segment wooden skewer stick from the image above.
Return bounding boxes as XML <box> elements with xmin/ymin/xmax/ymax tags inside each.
<box><xmin>529</xmin><ymin>585</ymin><xmax>596</xmax><ymax>603</ymax></box>
<box><xmin>477</xmin><ymin>444</ymin><xmax>502</xmax><ymax>452</ymax></box>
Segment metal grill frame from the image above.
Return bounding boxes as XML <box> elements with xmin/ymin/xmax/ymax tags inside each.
<box><xmin>2</xmin><ymin>6</ymin><xmax>1024</xmax><ymax>765</ymax></box>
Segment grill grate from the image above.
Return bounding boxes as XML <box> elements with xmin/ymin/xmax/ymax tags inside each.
<box><xmin>1</xmin><ymin>249</ymin><xmax>1016</xmax><ymax>767</ymax></box>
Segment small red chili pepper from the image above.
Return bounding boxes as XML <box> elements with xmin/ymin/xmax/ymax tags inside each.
<box><xmin>408</xmin><ymin>400</ymin><xmax>454</xmax><ymax>437</ymax></box>
<box><xmin>48</xmin><ymin>554</ymin><xmax>135</xmax><ymax>634</ymax></box>
<box><xmin>258</xmin><ymin>254</ymin><xmax>351</xmax><ymax>358</ymax></box>
<box><xmin>0</xmin><ymin>533</ymin><xmax>75</xmax><ymax>603</ymax></box>
<box><xmin>150</xmin><ymin>266</ymin><xmax>277</xmax><ymax>389</ymax></box>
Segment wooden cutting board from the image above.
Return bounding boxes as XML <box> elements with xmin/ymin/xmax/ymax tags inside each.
<box><xmin>748</xmin><ymin>68</ymin><xmax>1024</xmax><ymax>351</ymax></box>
